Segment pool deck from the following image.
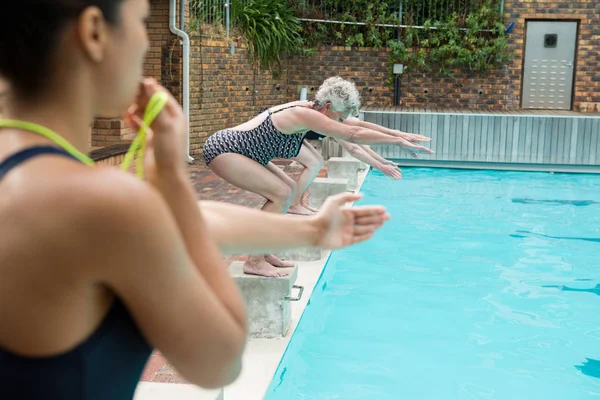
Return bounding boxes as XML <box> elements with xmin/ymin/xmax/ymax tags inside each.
<box><xmin>134</xmin><ymin>159</ymin><xmax>369</xmax><ymax>400</ymax></box>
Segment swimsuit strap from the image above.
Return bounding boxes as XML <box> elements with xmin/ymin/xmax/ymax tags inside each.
<box><xmin>0</xmin><ymin>119</ymin><xmax>94</xmax><ymax>166</ymax></box>
<box><xmin>0</xmin><ymin>146</ymin><xmax>77</xmax><ymax>181</ymax></box>
<box><xmin>269</xmin><ymin>104</ymin><xmax>303</xmax><ymax>115</ymax></box>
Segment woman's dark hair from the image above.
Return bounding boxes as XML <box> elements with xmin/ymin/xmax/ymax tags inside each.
<box><xmin>0</xmin><ymin>1</ymin><xmax>125</xmax><ymax>98</ymax></box>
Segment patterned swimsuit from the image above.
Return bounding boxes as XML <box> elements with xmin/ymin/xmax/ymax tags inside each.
<box><xmin>202</xmin><ymin>106</ymin><xmax>306</xmax><ymax>166</ymax></box>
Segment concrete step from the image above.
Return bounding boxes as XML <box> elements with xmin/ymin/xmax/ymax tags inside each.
<box><xmin>327</xmin><ymin>157</ymin><xmax>361</xmax><ymax>190</ymax></box>
<box><xmin>273</xmin><ymin>247</ymin><xmax>323</xmax><ymax>262</ymax></box>
<box><xmin>341</xmin><ymin>149</ymin><xmax>368</xmax><ymax>171</ymax></box>
<box><xmin>229</xmin><ymin>262</ymin><xmax>300</xmax><ymax>338</ymax></box>
<box><xmin>307</xmin><ymin>177</ymin><xmax>349</xmax><ymax>209</ymax></box>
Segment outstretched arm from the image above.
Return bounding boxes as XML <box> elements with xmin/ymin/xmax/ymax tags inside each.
<box><xmin>288</xmin><ymin>108</ymin><xmax>433</xmax><ymax>155</ymax></box>
<box><xmin>337</xmin><ymin>141</ymin><xmax>383</xmax><ymax>169</ymax></box>
<box><xmin>199</xmin><ymin>193</ymin><xmax>390</xmax><ymax>254</ymax></box>
<box><xmin>343</xmin><ymin>118</ymin><xmax>430</xmax><ymax>143</ymax></box>
<box><xmin>360</xmin><ymin>145</ymin><xmax>395</xmax><ymax>165</ymax></box>
<box><xmin>199</xmin><ymin>201</ymin><xmax>318</xmax><ymax>254</ymax></box>
<box><xmin>336</xmin><ymin>141</ymin><xmax>402</xmax><ymax>180</ymax></box>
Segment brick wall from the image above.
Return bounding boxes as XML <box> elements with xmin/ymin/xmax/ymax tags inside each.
<box><xmin>184</xmin><ymin>3</ymin><xmax>600</xmax><ymax>115</ymax></box>
<box><xmin>380</xmin><ymin>2</ymin><xmax>600</xmax><ymax>110</ymax></box>
<box><xmin>284</xmin><ymin>45</ymin><xmax>520</xmax><ymax>110</ymax></box>
<box><xmin>186</xmin><ymin>39</ymin><xmax>515</xmax><ymax>156</ymax></box>
<box><xmin>188</xmin><ymin>39</ymin><xmax>288</xmax><ymax>156</ymax></box>
<box><xmin>187</xmin><ymin>42</ymin><xmax>398</xmax><ymax>156</ymax></box>
<box><xmin>90</xmin><ymin>0</ymin><xmax>599</xmax><ymax>155</ymax></box>
<box><xmin>396</xmin><ymin>64</ymin><xmax>520</xmax><ymax>110</ymax></box>
<box><xmin>285</xmin><ymin>47</ymin><xmax>393</xmax><ymax>108</ymax></box>
<box><xmin>90</xmin><ymin>119</ymin><xmax>134</xmax><ymax>148</ymax></box>
<box><xmin>91</xmin><ymin>0</ymin><xmax>182</xmax><ymax>149</ymax></box>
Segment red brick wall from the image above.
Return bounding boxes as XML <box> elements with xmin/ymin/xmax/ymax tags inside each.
<box><xmin>90</xmin><ymin>119</ymin><xmax>133</xmax><ymax>148</ymax></box>
<box><xmin>188</xmin><ymin>39</ymin><xmax>289</xmax><ymax>156</ymax></box>
<box><xmin>91</xmin><ymin>0</ymin><xmax>182</xmax><ymax>149</ymax></box>
<box><xmin>187</xmin><ymin>42</ymin><xmax>400</xmax><ymax>156</ymax></box>
<box><xmin>284</xmin><ymin>46</ymin><xmax>519</xmax><ymax>110</ymax></box>
<box><xmin>395</xmin><ymin>64</ymin><xmax>520</xmax><ymax>110</ymax></box>
<box><xmin>187</xmin><ymin>39</ymin><xmax>515</xmax><ymax>156</ymax></box>
<box><xmin>90</xmin><ymin>0</ymin><xmax>600</xmax><ymax>154</ymax></box>
<box><xmin>382</xmin><ymin>3</ymin><xmax>600</xmax><ymax>110</ymax></box>
<box><xmin>285</xmin><ymin>47</ymin><xmax>393</xmax><ymax>108</ymax></box>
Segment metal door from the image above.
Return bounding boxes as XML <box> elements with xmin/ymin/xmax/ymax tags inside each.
<box><xmin>522</xmin><ymin>21</ymin><xmax>577</xmax><ymax>110</ymax></box>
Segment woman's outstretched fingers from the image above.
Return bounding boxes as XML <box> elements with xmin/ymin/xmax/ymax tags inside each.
<box><xmin>351</xmin><ymin>206</ymin><xmax>389</xmax><ymax>220</ymax></box>
<box><xmin>329</xmin><ymin>192</ymin><xmax>362</xmax><ymax>205</ymax></box>
<box><xmin>350</xmin><ymin>205</ymin><xmax>387</xmax><ymax>216</ymax></box>
<box><xmin>354</xmin><ymin>212</ymin><xmax>390</xmax><ymax>226</ymax></box>
<box><xmin>406</xmin><ymin>142</ymin><xmax>434</xmax><ymax>154</ymax></box>
<box><xmin>352</xmin><ymin>232</ymin><xmax>374</xmax><ymax>245</ymax></box>
<box><xmin>412</xmin><ymin>134</ymin><xmax>431</xmax><ymax>142</ymax></box>
<box><xmin>353</xmin><ymin>224</ymin><xmax>381</xmax><ymax>236</ymax></box>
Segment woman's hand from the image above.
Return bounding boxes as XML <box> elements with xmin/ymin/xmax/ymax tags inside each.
<box><xmin>397</xmin><ymin>131</ymin><xmax>431</xmax><ymax>143</ymax></box>
<box><xmin>391</xmin><ymin>131</ymin><xmax>433</xmax><ymax>158</ymax></box>
<box><xmin>394</xmin><ymin>136</ymin><xmax>434</xmax><ymax>157</ymax></box>
<box><xmin>124</xmin><ymin>78</ymin><xmax>187</xmax><ymax>181</ymax></box>
<box><xmin>313</xmin><ymin>193</ymin><xmax>390</xmax><ymax>249</ymax></box>
<box><xmin>382</xmin><ymin>159</ymin><xmax>399</xmax><ymax>166</ymax></box>
<box><xmin>378</xmin><ymin>164</ymin><xmax>402</xmax><ymax>180</ymax></box>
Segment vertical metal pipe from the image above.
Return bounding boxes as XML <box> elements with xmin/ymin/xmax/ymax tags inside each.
<box><xmin>169</xmin><ymin>0</ymin><xmax>194</xmax><ymax>162</ymax></box>
<box><xmin>398</xmin><ymin>0</ymin><xmax>403</xmax><ymax>39</ymax></box>
<box><xmin>399</xmin><ymin>0</ymin><xmax>403</xmax><ymax>24</ymax></box>
<box><xmin>225</xmin><ymin>0</ymin><xmax>230</xmax><ymax>37</ymax></box>
<box><xmin>180</xmin><ymin>0</ymin><xmax>185</xmax><ymax>31</ymax></box>
<box><xmin>394</xmin><ymin>75</ymin><xmax>401</xmax><ymax>106</ymax></box>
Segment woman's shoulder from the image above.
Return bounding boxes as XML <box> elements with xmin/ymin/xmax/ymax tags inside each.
<box><xmin>1</xmin><ymin>164</ymin><xmax>168</xmax><ymax>281</ymax></box>
<box><xmin>25</xmin><ymin>165</ymin><xmax>165</xmax><ymax>246</ymax></box>
<box><xmin>269</xmin><ymin>100</ymin><xmax>313</xmax><ymax>113</ymax></box>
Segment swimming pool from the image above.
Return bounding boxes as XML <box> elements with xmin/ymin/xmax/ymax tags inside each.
<box><xmin>265</xmin><ymin>167</ymin><xmax>600</xmax><ymax>399</ymax></box>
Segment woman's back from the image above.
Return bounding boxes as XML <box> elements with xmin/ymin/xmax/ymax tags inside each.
<box><xmin>230</xmin><ymin>100</ymin><xmax>311</xmax><ymax>133</ymax></box>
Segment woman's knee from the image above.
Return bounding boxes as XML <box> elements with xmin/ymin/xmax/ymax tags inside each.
<box><xmin>305</xmin><ymin>153</ymin><xmax>324</xmax><ymax>172</ymax></box>
<box><xmin>270</xmin><ymin>182</ymin><xmax>296</xmax><ymax>205</ymax></box>
<box><xmin>313</xmin><ymin>153</ymin><xmax>325</xmax><ymax>170</ymax></box>
<box><xmin>285</xmin><ymin>179</ymin><xmax>298</xmax><ymax>199</ymax></box>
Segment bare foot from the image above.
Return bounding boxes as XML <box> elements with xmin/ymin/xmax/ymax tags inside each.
<box><xmin>301</xmin><ymin>203</ymin><xmax>319</xmax><ymax>213</ymax></box>
<box><xmin>265</xmin><ymin>254</ymin><xmax>296</xmax><ymax>268</ymax></box>
<box><xmin>287</xmin><ymin>204</ymin><xmax>315</xmax><ymax>216</ymax></box>
<box><xmin>243</xmin><ymin>259</ymin><xmax>290</xmax><ymax>277</ymax></box>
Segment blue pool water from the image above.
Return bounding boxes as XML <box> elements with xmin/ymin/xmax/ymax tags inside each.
<box><xmin>265</xmin><ymin>168</ymin><xmax>600</xmax><ymax>400</ymax></box>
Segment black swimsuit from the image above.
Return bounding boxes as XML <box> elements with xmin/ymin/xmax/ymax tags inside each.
<box><xmin>202</xmin><ymin>105</ymin><xmax>306</xmax><ymax>166</ymax></box>
<box><xmin>0</xmin><ymin>146</ymin><xmax>152</xmax><ymax>400</ymax></box>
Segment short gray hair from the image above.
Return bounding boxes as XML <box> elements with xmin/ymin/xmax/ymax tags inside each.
<box><xmin>314</xmin><ymin>76</ymin><xmax>361</xmax><ymax>115</ymax></box>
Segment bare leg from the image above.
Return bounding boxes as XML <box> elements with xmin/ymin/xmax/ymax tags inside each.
<box><xmin>299</xmin><ymin>141</ymin><xmax>323</xmax><ymax>212</ymax></box>
<box><xmin>289</xmin><ymin>141</ymin><xmax>324</xmax><ymax>215</ymax></box>
<box><xmin>262</xmin><ymin>163</ymin><xmax>300</xmax><ymax>268</ymax></box>
<box><xmin>301</xmin><ymin>190</ymin><xmax>319</xmax><ymax>213</ymax></box>
<box><xmin>208</xmin><ymin>154</ymin><xmax>296</xmax><ymax>277</ymax></box>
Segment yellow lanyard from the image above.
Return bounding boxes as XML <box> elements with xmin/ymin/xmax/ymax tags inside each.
<box><xmin>121</xmin><ymin>91</ymin><xmax>169</xmax><ymax>178</ymax></box>
<box><xmin>0</xmin><ymin>119</ymin><xmax>95</xmax><ymax>166</ymax></box>
<box><xmin>0</xmin><ymin>91</ymin><xmax>168</xmax><ymax>178</ymax></box>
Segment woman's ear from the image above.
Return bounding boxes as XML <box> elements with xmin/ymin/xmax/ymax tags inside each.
<box><xmin>77</xmin><ymin>6</ymin><xmax>109</xmax><ymax>63</ymax></box>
